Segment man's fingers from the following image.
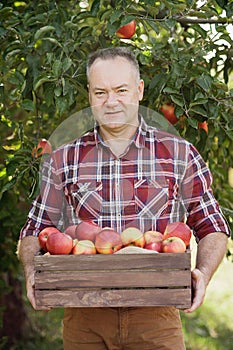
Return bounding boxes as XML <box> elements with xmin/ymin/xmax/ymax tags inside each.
<box><xmin>183</xmin><ymin>269</ymin><xmax>206</xmax><ymax>313</ymax></box>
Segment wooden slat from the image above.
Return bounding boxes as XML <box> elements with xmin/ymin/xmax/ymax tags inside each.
<box><xmin>35</xmin><ymin>269</ymin><xmax>191</xmax><ymax>289</ymax></box>
<box><xmin>34</xmin><ymin>252</ymin><xmax>191</xmax><ymax>271</ymax></box>
<box><xmin>35</xmin><ymin>288</ymin><xmax>192</xmax><ymax>308</ymax></box>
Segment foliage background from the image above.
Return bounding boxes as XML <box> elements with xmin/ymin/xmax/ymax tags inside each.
<box><xmin>0</xmin><ymin>0</ymin><xmax>232</xmax><ymax>347</ymax></box>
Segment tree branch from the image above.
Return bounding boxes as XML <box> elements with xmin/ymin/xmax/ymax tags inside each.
<box><xmin>176</xmin><ymin>16</ymin><xmax>233</xmax><ymax>25</ymax></box>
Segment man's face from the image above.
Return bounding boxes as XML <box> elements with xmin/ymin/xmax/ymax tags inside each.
<box><xmin>88</xmin><ymin>57</ymin><xmax>144</xmax><ymax>131</ymax></box>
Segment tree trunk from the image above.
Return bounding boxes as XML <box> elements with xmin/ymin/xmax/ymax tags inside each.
<box><xmin>0</xmin><ymin>271</ymin><xmax>32</xmax><ymax>347</ymax></box>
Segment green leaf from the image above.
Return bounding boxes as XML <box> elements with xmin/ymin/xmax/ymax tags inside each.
<box><xmin>34</xmin><ymin>26</ymin><xmax>55</xmax><ymax>41</ymax></box>
<box><xmin>90</xmin><ymin>0</ymin><xmax>101</xmax><ymax>16</ymax></box>
<box><xmin>170</xmin><ymin>95</ymin><xmax>184</xmax><ymax>107</ymax></box>
<box><xmin>63</xmin><ymin>58</ymin><xmax>73</xmax><ymax>73</ymax></box>
<box><xmin>53</xmin><ymin>60</ymin><xmax>63</xmax><ymax>78</ymax></box>
<box><xmin>20</xmin><ymin>99</ymin><xmax>34</xmax><ymax>111</ymax></box>
<box><xmin>215</xmin><ymin>0</ymin><xmax>228</xmax><ymax>9</ymax></box>
<box><xmin>109</xmin><ymin>10</ymin><xmax>123</xmax><ymax>24</ymax></box>
<box><xmin>187</xmin><ymin>117</ymin><xmax>198</xmax><ymax>129</ymax></box>
<box><xmin>33</xmin><ymin>74</ymin><xmax>55</xmax><ymax>90</ymax></box>
<box><xmin>41</xmin><ymin>37</ymin><xmax>62</xmax><ymax>47</ymax></box>
<box><xmin>196</xmin><ymin>74</ymin><xmax>212</xmax><ymax>92</ymax></box>
<box><xmin>190</xmin><ymin>105</ymin><xmax>208</xmax><ymax>118</ymax></box>
<box><xmin>120</xmin><ymin>15</ymin><xmax>136</xmax><ymax>27</ymax></box>
<box><xmin>0</xmin><ymin>178</ymin><xmax>17</xmax><ymax>199</ymax></box>
<box><xmin>150</xmin><ymin>73</ymin><xmax>168</xmax><ymax>91</ymax></box>
<box><xmin>146</xmin><ymin>20</ymin><xmax>160</xmax><ymax>35</ymax></box>
<box><xmin>163</xmin><ymin>87</ymin><xmax>180</xmax><ymax>94</ymax></box>
<box><xmin>191</xmin><ymin>24</ymin><xmax>207</xmax><ymax>39</ymax></box>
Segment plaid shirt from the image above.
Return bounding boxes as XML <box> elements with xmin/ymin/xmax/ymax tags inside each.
<box><xmin>20</xmin><ymin>117</ymin><xmax>230</xmax><ymax>240</ymax></box>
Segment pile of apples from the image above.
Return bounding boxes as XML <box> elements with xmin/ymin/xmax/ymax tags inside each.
<box><xmin>38</xmin><ymin>221</ymin><xmax>192</xmax><ymax>255</ymax></box>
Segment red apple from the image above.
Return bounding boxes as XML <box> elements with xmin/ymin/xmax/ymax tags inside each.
<box><xmin>95</xmin><ymin>229</ymin><xmax>122</xmax><ymax>254</ymax></box>
<box><xmin>198</xmin><ymin>121</ymin><xmax>208</xmax><ymax>134</ymax></box>
<box><xmin>32</xmin><ymin>138</ymin><xmax>52</xmax><ymax>158</ymax></box>
<box><xmin>162</xmin><ymin>236</ymin><xmax>186</xmax><ymax>253</ymax></box>
<box><xmin>64</xmin><ymin>225</ymin><xmax>78</xmax><ymax>239</ymax></box>
<box><xmin>75</xmin><ymin>220</ymin><xmax>102</xmax><ymax>242</ymax></box>
<box><xmin>144</xmin><ymin>230</ymin><xmax>163</xmax><ymax>244</ymax></box>
<box><xmin>46</xmin><ymin>231</ymin><xmax>73</xmax><ymax>255</ymax></box>
<box><xmin>144</xmin><ymin>230</ymin><xmax>163</xmax><ymax>252</ymax></box>
<box><xmin>116</xmin><ymin>20</ymin><xmax>136</xmax><ymax>39</ymax></box>
<box><xmin>160</xmin><ymin>104</ymin><xmax>178</xmax><ymax>125</ymax></box>
<box><xmin>72</xmin><ymin>240</ymin><xmax>96</xmax><ymax>255</ymax></box>
<box><xmin>38</xmin><ymin>227</ymin><xmax>60</xmax><ymax>251</ymax></box>
<box><xmin>144</xmin><ymin>241</ymin><xmax>162</xmax><ymax>253</ymax></box>
<box><xmin>121</xmin><ymin>227</ymin><xmax>145</xmax><ymax>248</ymax></box>
<box><xmin>163</xmin><ymin>222</ymin><xmax>192</xmax><ymax>247</ymax></box>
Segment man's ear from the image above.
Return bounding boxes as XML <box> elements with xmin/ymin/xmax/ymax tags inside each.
<box><xmin>138</xmin><ymin>79</ymin><xmax>144</xmax><ymax>101</ymax></box>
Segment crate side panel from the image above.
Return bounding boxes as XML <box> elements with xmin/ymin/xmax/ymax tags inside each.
<box><xmin>34</xmin><ymin>252</ymin><xmax>191</xmax><ymax>271</ymax></box>
<box><xmin>35</xmin><ymin>288</ymin><xmax>191</xmax><ymax>308</ymax></box>
<box><xmin>35</xmin><ymin>269</ymin><xmax>191</xmax><ymax>289</ymax></box>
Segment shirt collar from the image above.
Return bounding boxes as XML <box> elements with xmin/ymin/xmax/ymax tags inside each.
<box><xmin>94</xmin><ymin>114</ymin><xmax>148</xmax><ymax>149</ymax></box>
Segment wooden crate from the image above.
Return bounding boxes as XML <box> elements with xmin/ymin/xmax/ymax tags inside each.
<box><xmin>34</xmin><ymin>252</ymin><xmax>191</xmax><ymax>309</ymax></box>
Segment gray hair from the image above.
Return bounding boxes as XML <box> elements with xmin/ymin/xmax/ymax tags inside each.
<box><xmin>86</xmin><ymin>46</ymin><xmax>140</xmax><ymax>82</ymax></box>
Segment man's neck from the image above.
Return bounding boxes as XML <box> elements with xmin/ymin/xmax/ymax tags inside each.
<box><xmin>99</xmin><ymin>123</ymin><xmax>138</xmax><ymax>157</ymax></box>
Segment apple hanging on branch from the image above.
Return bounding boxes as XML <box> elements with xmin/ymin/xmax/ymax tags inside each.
<box><xmin>32</xmin><ymin>138</ymin><xmax>52</xmax><ymax>158</ymax></box>
<box><xmin>198</xmin><ymin>121</ymin><xmax>208</xmax><ymax>134</ymax></box>
<box><xmin>116</xmin><ymin>20</ymin><xmax>136</xmax><ymax>39</ymax></box>
<box><xmin>160</xmin><ymin>104</ymin><xmax>179</xmax><ymax>125</ymax></box>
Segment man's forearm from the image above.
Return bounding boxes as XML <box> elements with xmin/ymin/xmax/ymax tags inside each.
<box><xmin>196</xmin><ymin>232</ymin><xmax>228</xmax><ymax>287</ymax></box>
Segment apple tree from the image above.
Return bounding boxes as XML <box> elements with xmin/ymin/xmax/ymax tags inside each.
<box><xmin>0</xmin><ymin>0</ymin><xmax>232</xmax><ymax>345</ymax></box>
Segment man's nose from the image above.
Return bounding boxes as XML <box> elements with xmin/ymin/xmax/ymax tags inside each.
<box><xmin>106</xmin><ymin>92</ymin><xmax>118</xmax><ymax>105</ymax></box>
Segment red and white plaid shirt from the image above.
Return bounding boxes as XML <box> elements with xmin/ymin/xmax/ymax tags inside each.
<box><xmin>20</xmin><ymin>116</ymin><xmax>230</xmax><ymax>240</ymax></box>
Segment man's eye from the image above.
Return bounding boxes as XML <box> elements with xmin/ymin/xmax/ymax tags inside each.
<box><xmin>95</xmin><ymin>91</ymin><xmax>105</xmax><ymax>96</ymax></box>
<box><xmin>118</xmin><ymin>89</ymin><xmax>127</xmax><ymax>94</ymax></box>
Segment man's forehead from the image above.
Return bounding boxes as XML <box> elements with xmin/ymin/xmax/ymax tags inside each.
<box><xmin>90</xmin><ymin>56</ymin><xmax>134</xmax><ymax>71</ymax></box>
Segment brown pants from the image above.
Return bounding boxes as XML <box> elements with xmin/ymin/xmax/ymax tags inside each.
<box><xmin>63</xmin><ymin>307</ymin><xmax>185</xmax><ymax>350</ymax></box>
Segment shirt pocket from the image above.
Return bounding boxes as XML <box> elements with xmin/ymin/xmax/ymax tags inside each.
<box><xmin>67</xmin><ymin>181</ymin><xmax>103</xmax><ymax>220</ymax></box>
<box><xmin>134</xmin><ymin>178</ymin><xmax>169</xmax><ymax>218</ymax></box>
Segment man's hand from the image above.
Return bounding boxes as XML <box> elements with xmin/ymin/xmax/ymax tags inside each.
<box><xmin>183</xmin><ymin>268</ymin><xmax>206</xmax><ymax>313</ymax></box>
<box><xmin>26</xmin><ymin>269</ymin><xmax>51</xmax><ymax>311</ymax></box>
<box><xmin>18</xmin><ymin>236</ymin><xmax>51</xmax><ymax>311</ymax></box>
<box><xmin>183</xmin><ymin>232</ymin><xmax>228</xmax><ymax>313</ymax></box>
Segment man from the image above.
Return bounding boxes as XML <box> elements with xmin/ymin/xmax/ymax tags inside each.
<box><xmin>18</xmin><ymin>47</ymin><xmax>230</xmax><ymax>349</ymax></box>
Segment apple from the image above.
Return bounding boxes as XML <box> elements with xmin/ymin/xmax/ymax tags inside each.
<box><xmin>162</xmin><ymin>236</ymin><xmax>186</xmax><ymax>253</ymax></box>
<box><xmin>144</xmin><ymin>242</ymin><xmax>162</xmax><ymax>252</ymax></box>
<box><xmin>144</xmin><ymin>230</ymin><xmax>163</xmax><ymax>252</ymax></box>
<box><xmin>64</xmin><ymin>225</ymin><xmax>78</xmax><ymax>239</ymax></box>
<box><xmin>75</xmin><ymin>220</ymin><xmax>102</xmax><ymax>242</ymax></box>
<box><xmin>198</xmin><ymin>121</ymin><xmax>208</xmax><ymax>134</ymax></box>
<box><xmin>163</xmin><ymin>222</ymin><xmax>192</xmax><ymax>247</ymax></box>
<box><xmin>116</xmin><ymin>20</ymin><xmax>136</xmax><ymax>39</ymax></box>
<box><xmin>72</xmin><ymin>240</ymin><xmax>96</xmax><ymax>255</ymax></box>
<box><xmin>46</xmin><ymin>231</ymin><xmax>73</xmax><ymax>255</ymax></box>
<box><xmin>38</xmin><ymin>227</ymin><xmax>60</xmax><ymax>251</ymax></box>
<box><xmin>95</xmin><ymin>229</ymin><xmax>122</xmax><ymax>254</ymax></box>
<box><xmin>121</xmin><ymin>227</ymin><xmax>145</xmax><ymax>248</ymax></box>
<box><xmin>160</xmin><ymin>104</ymin><xmax>178</xmax><ymax>125</ymax></box>
<box><xmin>32</xmin><ymin>138</ymin><xmax>52</xmax><ymax>158</ymax></box>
